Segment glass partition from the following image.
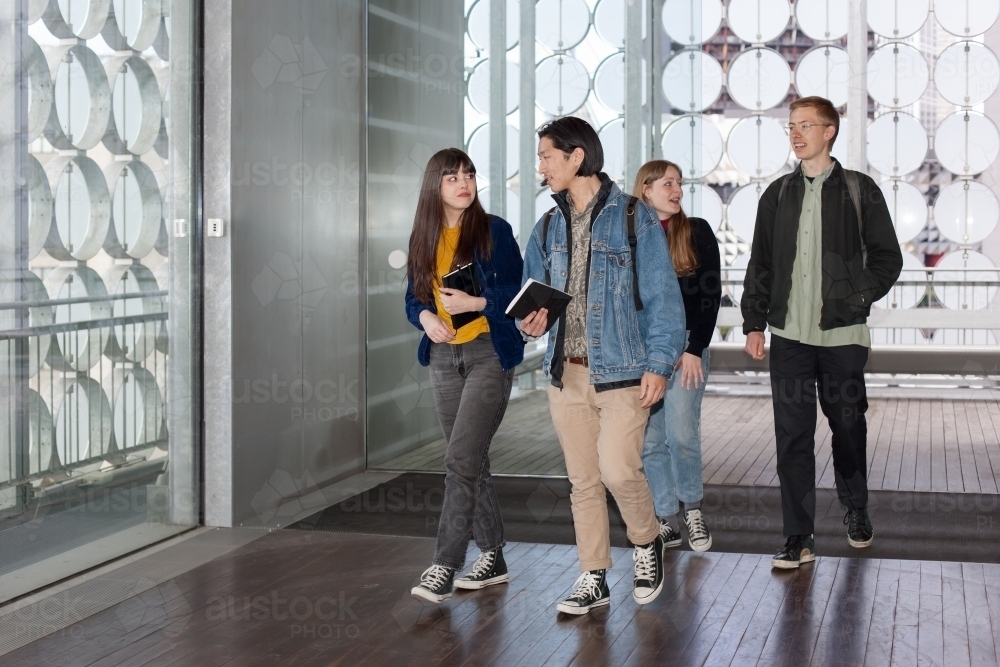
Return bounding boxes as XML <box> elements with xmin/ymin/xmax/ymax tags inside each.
<box><xmin>0</xmin><ymin>0</ymin><xmax>199</xmax><ymax>602</ymax></box>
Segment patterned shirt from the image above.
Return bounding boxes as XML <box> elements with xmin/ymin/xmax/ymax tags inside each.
<box><xmin>563</xmin><ymin>191</ymin><xmax>599</xmax><ymax>358</ymax></box>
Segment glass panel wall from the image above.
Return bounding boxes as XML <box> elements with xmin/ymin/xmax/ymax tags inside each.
<box><xmin>0</xmin><ymin>0</ymin><xmax>199</xmax><ymax>602</ymax></box>
<box><xmin>365</xmin><ymin>0</ymin><xmax>1000</xmax><ymax>476</ymax></box>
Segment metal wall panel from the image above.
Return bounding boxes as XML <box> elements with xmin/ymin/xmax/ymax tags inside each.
<box><xmin>365</xmin><ymin>0</ymin><xmax>464</xmax><ymax>466</ymax></box>
<box><xmin>206</xmin><ymin>0</ymin><xmax>364</xmax><ymax>526</ymax></box>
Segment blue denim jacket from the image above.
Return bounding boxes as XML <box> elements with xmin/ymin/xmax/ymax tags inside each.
<box><xmin>522</xmin><ymin>177</ymin><xmax>686</xmax><ymax>387</ymax></box>
<box><xmin>405</xmin><ymin>216</ymin><xmax>526</xmax><ymax>371</ymax></box>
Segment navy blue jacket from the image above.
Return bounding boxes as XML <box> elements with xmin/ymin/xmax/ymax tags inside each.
<box><xmin>405</xmin><ymin>216</ymin><xmax>526</xmax><ymax>371</ymax></box>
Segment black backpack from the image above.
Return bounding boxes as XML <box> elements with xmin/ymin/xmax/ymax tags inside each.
<box><xmin>540</xmin><ymin>195</ymin><xmax>644</xmax><ymax>312</ymax></box>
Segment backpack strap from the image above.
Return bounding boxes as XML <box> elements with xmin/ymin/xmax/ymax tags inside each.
<box><xmin>844</xmin><ymin>170</ymin><xmax>867</xmax><ymax>266</ymax></box>
<box><xmin>541</xmin><ymin>206</ymin><xmax>556</xmax><ymax>285</ymax></box>
<box><xmin>777</xmin><ymin>167</ymin><xmax>867</xmax><ymax>266</ymax></box>
<box><xmin>625</xmin><ymin>196</ymin><xmax>643</xmax><ymax>312</ymax></box>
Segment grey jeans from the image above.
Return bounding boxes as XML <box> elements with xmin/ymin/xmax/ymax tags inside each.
<box><xmin>428</xmin><ymin>333</ymin><xmax>513</xmax><ymax>570</ymax></box>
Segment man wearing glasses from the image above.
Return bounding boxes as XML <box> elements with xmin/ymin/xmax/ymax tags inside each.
<box><xmin>741</xmin><ymin>96</ymin><xmax>902</xmax><ymax>569</ymax></box>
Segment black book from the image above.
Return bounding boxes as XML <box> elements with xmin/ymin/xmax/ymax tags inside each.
<box><xmin>504</xmin><ymin>279</ymin><xmax>572</xmax><ymax>330</ymax></box>
<box><xmin>441</xmin><ymin>263</ymin><xmax>482</xmax><ymax>330</ymax></box>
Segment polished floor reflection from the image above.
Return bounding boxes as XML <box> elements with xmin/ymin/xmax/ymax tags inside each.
<box><xmin>381</xmin><ymin>395</ymin><xmax>1000</xmax><ymax>494</ymax></box>
<box><xmin>4</xmin><ymin>530</ymin><xmax>998</xmax><ymax>666</ymax></box>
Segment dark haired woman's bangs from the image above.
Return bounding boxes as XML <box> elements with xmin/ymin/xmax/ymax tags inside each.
<box><xmin>438</xmin><ymin>149</ymin><xmax>476</xmax><ymax>177</ymax></box>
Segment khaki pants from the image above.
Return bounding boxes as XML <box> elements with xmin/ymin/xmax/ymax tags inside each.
<box><xmin>547</xmin><ymin>362</ymin><xmax>660</xmax><ymax>572</ymax></box>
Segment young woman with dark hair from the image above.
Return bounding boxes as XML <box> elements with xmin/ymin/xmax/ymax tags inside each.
<box><xmin>633</xmin><ymin>160</ymin><xmax>721</xmax><ymax>553</ymax></box>
<box><xmin>404</xmin><ymin>148</ymin><xmax>525</xmax><ymax>603</ymax></box>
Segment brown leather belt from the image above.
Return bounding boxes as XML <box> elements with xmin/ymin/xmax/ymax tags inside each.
<box><xmin>566</xmin><ymin>357</ymin><xmax>589</xmax><ymax>367</ymax></box>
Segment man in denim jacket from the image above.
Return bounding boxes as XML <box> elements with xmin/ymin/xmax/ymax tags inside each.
<box><xmin>519</xmin><ymin>117</ymin><xmax>686</xmax><ymax>615</ymax></box>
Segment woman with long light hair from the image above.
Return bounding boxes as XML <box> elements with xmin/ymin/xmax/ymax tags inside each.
<box><xmin>404</xmin><ymin>148</ymin><xmax>525</xmax><ymax>603</ymax></box>
<box><xmin>632</xmin><ymin>160</ymin><xmax>721</xmax><ymax>552</ymax></box>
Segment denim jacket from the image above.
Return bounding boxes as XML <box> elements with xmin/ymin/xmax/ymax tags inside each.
<box><xmin>405</xmin><ymin>216</ymin><xmax>526</xmax><ymax>371</ymax></box>
<box><xmin>522</xmin><ymin>175</ymin><xmax>686</xmax><ymax>387</ymax></box>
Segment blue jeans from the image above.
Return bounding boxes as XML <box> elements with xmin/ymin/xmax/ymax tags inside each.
<box><xmin>428</xmin><ymin>334</ymin><xmax>513</xmax><ymax>570</ymax></box>
<box><xmin>642</xmin><ymin>346</ymin><xmax>709</xmax><ymax>517</ymax></box>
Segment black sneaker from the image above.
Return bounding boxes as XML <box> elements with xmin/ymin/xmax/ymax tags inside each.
<box><xmin>454</xmin><ymin>547</ymin><xmax>509</xmax><ymax>590</ymax></box>
<box><xmin>771</xmin><ymin>534</ymin><xmax>816</xmax><ymax>569</ymax></box>
<box><xmin>683</xmin><ymin>508</ymin><xmax>712</xmax><ymax>552</ymax></box>
<box><xmin>632</xmin><ymin>535</ymin><xmax>665</xmax><ymax>604</ymax></box>
<box><xmin>410</xmin><ymin>564</ymin><xmax>455</xmax><ymax>603</ymax></box>
<box><xmin>658</xmin><ymin>520</ymin><xmax>683</xmax><ymax>548</ymax></box>
<box><xmin>844</xmin><ymin>508</ymin><xmax>874</xmax><ymax>548</ymax></box>
<box><xmin>556</xmin><ymin>570</ymin><xmax>610</xmax><ymax>615</ymax></box>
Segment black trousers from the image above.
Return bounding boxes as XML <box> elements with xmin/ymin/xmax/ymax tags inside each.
<box><xmin>769</xmin><ymin>335</ymin><xmax>870</xmax><ymax>536</ymax></box>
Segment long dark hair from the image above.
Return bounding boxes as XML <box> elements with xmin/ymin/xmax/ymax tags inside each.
<box><xmin>407</xmin><ymin>148</ymin><xmax>493</xmax><ymax>304</ymax></box>
<box><xmin>632</xmin><ymin>160</ymin><xmax>699</xmax><ymax>277</ymax></box>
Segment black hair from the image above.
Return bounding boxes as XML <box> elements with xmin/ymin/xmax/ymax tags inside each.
<box><xmin>537</xmin><ymin>116</ymin><xmax>604</xmax><ymax>178</ymax></box>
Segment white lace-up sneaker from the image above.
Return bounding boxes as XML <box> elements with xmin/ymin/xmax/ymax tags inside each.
<box><xmin>556</xmin><ymin>570</ymin><xmax>610</xmax><ymax>615</ymax></box>
<box><xmin>684</xmin><ymin>508</ymin><xmax>712</xmax><ymax>552</ymax></box>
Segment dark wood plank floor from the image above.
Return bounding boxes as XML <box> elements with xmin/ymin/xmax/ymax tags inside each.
<box><xmin>6</xmin><ymin>530</ymin><xmax>999</xmax><ymax>666</ymax></box>
<box><xmin>380</xmin><ymin>394</ymin><xmax>1000</xmax><ymax>494</ymax></box>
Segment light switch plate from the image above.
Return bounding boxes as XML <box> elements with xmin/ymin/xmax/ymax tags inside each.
<box><xmin>207</xmin><ymin>218</ymin><xmax>225</xmax><ymax>237</ymax></box>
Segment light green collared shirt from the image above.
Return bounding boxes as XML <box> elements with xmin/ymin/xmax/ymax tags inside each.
<box><xmin>769</xmin><ymin>162</ymin><xmax>870</xmax><ymax>347</ymax></box>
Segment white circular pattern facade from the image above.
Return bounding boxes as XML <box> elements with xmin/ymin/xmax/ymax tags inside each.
<box><xmin>795</xmin><ymin>46</ymin><xmax>849</xmax><ymax>106</ymax></box>
<box><xmin>933</xmin><ymin>181</ymin><xmax>1000</xmax><ymax>245</ymax></box>
<box><xmin>727</xmin><ymin>47</ymin><xmax>792</xmax><ymax>111</ymax></box>
<box><xmin>934</xmin><ymin>111</ymin><xmax>1000</xmax><ymax>176</ymax></box>
<box><xmin>726</xmin><ymin>115</ymin><xmax>790</xmax><ymax>179</ymax></box>
<box><xmin>727</xmin><ymin>0</ymin><xmax>791</xmax><ymax>44</ymax></box>
<box><xmin>934</xmin><ymin>42</ymin><xmax>1000</xmax><ymax>108</ymax></box>
<box><xmin>866</xmin><ymin>112</ymin><xmax>927</xmax><ymax>176</ymax></box>
<box><xmin>867</xmin><ymin>43</ymin><xmax>929</xmax><ymax>108</ymax></box>
<box><xmin>661</xmin><ymin>0</ymin><xmax>724</xmax><ymax>46</ymax></box>
<box><xmin>867</xmin><ymin>0</ymin><xmax>928</xmax><ymax>38</ymax></box>
<box><xmin>662</xmin><ymin>50</ymin><xmax>724</xmax><ymax>112</ymax></box>
<box><xmin>661</xmin><ymin>114</ymin><xmax>724</xmax><ymax>179</ymax></box>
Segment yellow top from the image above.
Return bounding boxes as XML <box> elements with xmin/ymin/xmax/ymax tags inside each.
<box><xmin>433</xmin><ymin>226</ymin><xmax>490</xmax><ymax>344</ymax></box>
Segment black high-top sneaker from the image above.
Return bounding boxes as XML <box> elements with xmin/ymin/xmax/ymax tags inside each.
<box><xmin>454</xmin><ymin>547</ymin><xmax>509</xmax><ymax>590</ymax></box>
<box><xmin>658</xmin><ymin>519</ymin><xmax>683</xmax><ymax>548</ymax></box>
<box><xmin>556</xmin><ymin>569</ymin><xmax>611</xmax><ymax>615</ymax></box>
<box><xmin>683</xmin><ymin>508</ymin><xmax>713</xmax><ymax>552</ymax></box>
<box><xmin>632</xmin><ymin>535</ymin><xmax>665</xmax><ymax>604</ymax></box>
<box><xmin>844</xmin><ymin>508</ymin><xmax>874</xmax><ymax>548</ymax></box>
<box><xmin>410</xmin><ymin>564</ymin><xmax>455</xmax><ymax>603</ymax></box>
<box><xmin>771</xmin><ymin>534</ymin><xmax>816</xmax><ymax>569</ymax></box>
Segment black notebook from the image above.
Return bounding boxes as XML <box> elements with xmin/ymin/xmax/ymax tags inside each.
<box><xmin>441</xmin><ymin>263</ymin><xmax>482</xmax><ymax>330</ymax></box>
<box><xmin>505</xmin><ymin>279</ymin><xmax>572</xmax><ymax>331</ymax></box>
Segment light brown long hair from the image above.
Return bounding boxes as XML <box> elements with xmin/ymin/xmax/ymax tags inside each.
<box><xmin>407</xmin><ymin>148</ymin><xmax>492</xmax><ymax>304</ymax></box>
<box><xmin>632</xmin><ymin>160</ymin><xmax>698</xmax><ymax>276</ymax></box>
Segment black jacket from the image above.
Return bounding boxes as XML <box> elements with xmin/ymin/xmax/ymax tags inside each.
<box><xmin>741</xmin><ymin>159</ymin><xmax>903</xmax><ymax>334</ymax></box>
<box><xmin>674</xmin><ymin>217</ymin><xmax>721</xmax><ymax>358</ymax></box>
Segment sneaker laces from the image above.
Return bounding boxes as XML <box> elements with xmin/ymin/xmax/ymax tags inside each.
<box><xmin>843</xmin><ymin>509</ymin><xmax>865</xmax><ymax>531</ymax></box>
<box><xmin>467</xmin><ymin>550</ymin><xmax>496</xmax><ymax>578</ymax></box>
<box><xmin>566</xmin><ymin>571</ymin><xmax>603</xmax><ymax>602</ymax></box>
<box><xmin>686</xmin><ymin>510</ymin><xmax>708</xmax><ymax>541</ymax></box>
<box><xmin>420</xmin><ymin>564</ymin><xmax>452</xmax><ymax>589</ymax></box>
<box><xmin>633</xmin><ymin>543</ymin><xmax>657</xmax><ymax>580</ymax></box>
<box><xmin>784</xmin><ymin>534</ymin><xmax>808</xmax><ymax>550</ymax></box>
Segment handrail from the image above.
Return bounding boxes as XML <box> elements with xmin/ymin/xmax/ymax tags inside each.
<box><xmin>0</xmin><ymin>290</ymin><xmax>168</xmax><ymax>311</ymax></box>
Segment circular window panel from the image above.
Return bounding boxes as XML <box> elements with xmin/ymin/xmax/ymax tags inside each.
<box><xmin>874</xmin><ymin>251</ymin><xmax>925</xmax><ymax>310</ymax></box>
<box><xmin>795</xmin><ymin>0</ymin><xmax>849</xmax><ymax>41</ymax></box>
<box><xmin>661</xmin><ymin>114</ymin><xmax>723</xmax><ymax>179</ymax></box>
<box><xmin>105</xmin><ymin>160</ymin><xmax>163</xmax><ymax>259</ymax></box>
<box><xmin>795</xmin><ymin>45</ymin><xmax>848</xmax><ymax>107</ymax></box>
<box><xmin>661</xmin><ymin>50</ymin><xmax>723</xmax><ymax>113</ymax></box>
<box><xmin>536</xmin><ymin>0</ymin><xmax>591</xmax><ymax>51</ymax></box>
<box><xmin>727</xmin><ymin>183</ymin><xmax>764</xmax><ymax>243</ymax></box>
<box><xmin>48</xmin><ymin>44</ymin><xmax>111</xmax><ymax>151</ymax></box>
<box><xmin>879</xmin><ymin>179</ymin><xmax>927</xmax><ymax>243</ymax></box>
<box><xmin>866</xmin><ymin>112</ymin><xmax>927</xmax><ymax>176</ymax></box>
<box><xmin>934</xmin><ymin>250</ymin><xmax>998</xmax><ymax>310</ymax></box>
<box><xmin>726</xmin><ymin>114</ymin><xmax>790</xmax><ymax>179</ymax></box>
<box><xmin>727</xmin><ymin>0</ymin><xmax>791</xmax><ymax>44</ymax></box>
<box><xmin>467</xmin><ymin>123</ymin><xmax>520</xmax><ymax>182</ymax></box>
<box><xmin>44</xmin><ymin>265</ymin><xmax>113</xmax><ymax>373</ymax></box>
<box><xmin>661</xmin><ymin>0</ymin><xmax>724</xmax><ymax>45</ymax></box>
<box><xmin>936</xmin><ymin>0</ymin><xmax>999</xmax><ymax>37</ymax></box>
<box><xmin>934</xmin><ymin>181</ymin><xmax>999</xmax><ymax>245</ymax></box>
<box><xmin>867</xmin><ymin>43</ymin><xmax>929</xmax><ymax>108</ymax></box>
<box><xmin>727</xmin><ymin>47</ymin><xmax>791</xmax><ymax>111</ymax></box>
<box><xmin>935</xmin><ymin>41</ymin><xmax>1000</xmax><ymax>107</ymax></box>
<box><xmin>467</xmin><ymin>59</ymin><xmax>520</xmax><ymax>116</ymax></box>
<box><xmin>45</xmin><ymin>155</ymin><xmax>112</xmax><ymax>261</ymax></box>
<box><xmin>935</xmin><ymin>111</ymin><xmax>1000</xmax><ymax>176</ymax></box>
<box><xmin>867</xmin><ymin>0</ymin><xmax>928</xmax><ymax>38</ymax></box>
<box><xmin>535</xmin><ymin>55</ymin><xmax>590</xmax><ymax>116</ymax></box>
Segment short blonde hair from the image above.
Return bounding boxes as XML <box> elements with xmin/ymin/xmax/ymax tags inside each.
<box><xmin>789</xmin><ymin>96</ymin><xmax>840</xmax><ymax>149</ymax></box>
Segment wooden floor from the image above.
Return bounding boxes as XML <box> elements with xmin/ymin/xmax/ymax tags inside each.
<box><xmin>381</xmin><ymin>394</ymin><xmax>1000</xmax><ymax>494</ymax></box>
<box><xmin>6</xmin><ymin>530</ymin><xmax>999</xmax><ymax>666</ymax></box>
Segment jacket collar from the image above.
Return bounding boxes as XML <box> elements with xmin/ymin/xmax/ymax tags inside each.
<box><xmin>550</xmin><ymin>172</ymin><xmax>619</xmax><ymax>222</ymax></box>
<box><xmin>791</xmin><ymin>157</ymin><xmax>844</xmax><ymax>186</ymax></box>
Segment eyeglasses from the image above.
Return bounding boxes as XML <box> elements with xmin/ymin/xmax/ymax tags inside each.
<box><xmin>784</xmin><ymin>122</ymin><xmax>832</xmax><ymax>135</ymax></box>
